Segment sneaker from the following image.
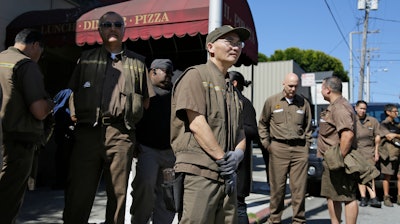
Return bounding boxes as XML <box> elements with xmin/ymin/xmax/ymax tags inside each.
<box><xmin>359</xmin><ymin>197</ymin><xmax>368</xmax><ymax>207</ymax></box>
<box><xmin>397</xmin><ymin>195</ymin><xmax>400</xmax><ymax>205</ymax></box>
<box><xmin>369</xmin><ymin>197</ymin><xmax>381</xmax><ymax>208</ymax></box>
<box><xmin>384</xmin><ymin>195</ymin><xmax>393</xmax><ymax>207</ymax></box>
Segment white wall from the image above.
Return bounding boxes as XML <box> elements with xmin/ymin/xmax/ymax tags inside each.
<box><xmin>229</xmin><ymin>60</ymin><xmax>309</xmax><ymax>120</ymax></box>
<box><xmin>0</xmin><ymin>0</ymin><xmax>75</xmax><ymax>50</ymax></box>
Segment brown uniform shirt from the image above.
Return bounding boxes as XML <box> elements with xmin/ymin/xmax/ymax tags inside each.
<box><xmin>101</xmin><ymin>58</ymin><xmax>127</xmax><ymax>117</ymax></box>
<box><xmin>173</xmin><ymin>69</ymin><xmax>208</xmax><ymax>116</ymax></box>
<box><xmin>258</xmin><ymin>91</ymin><xmax>312</xmax><ymax>149</ymax></box>
<box><xmin>356</xmin><ymin>115</ymin><xmax>381</xmax><ymax>160</ymax></box>
<box><xmin>101</xmin><ymin>56</ymin><xmax>154</xmax><ymax>117</ymax></box>
<box><xmin>318</xmin><ymin>96</ymin><xmax>357</xmax><ymax>157</ymax></box>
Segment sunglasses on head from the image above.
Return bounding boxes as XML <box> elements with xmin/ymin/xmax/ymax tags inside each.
<box><xmin>100</xmin><ymin>21</ymin><xmax>124</xmax><ymax>28</ymax></box>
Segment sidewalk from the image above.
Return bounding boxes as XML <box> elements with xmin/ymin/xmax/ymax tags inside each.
<box><xmin>16</xmin><ymin>148</ymin><xmax>291</xmax><ymax>224</ymax></box>
<box><xmin>246</xmin><ymin>148</ymin><xmax>292</xmax><ymax>224</ymax></box>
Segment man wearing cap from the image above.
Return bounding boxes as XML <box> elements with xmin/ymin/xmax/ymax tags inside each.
<box><xmin>131</xmin><ymin>59</ymin><xmax>176</xmax><ymax>223</ymax></box>
<box><xmin>171</xmin><ymin>25</ymin><xmax>249</xmax><ymax>223</ymax></box>
<box><xmin>229</xmin><ymin>71</ymin><xmax>259</xmax><ymax>224</ymax></box>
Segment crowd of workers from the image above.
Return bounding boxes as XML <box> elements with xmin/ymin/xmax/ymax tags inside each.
<box><xmin>0</xmin><ymin>10</ymin><xmax>400</xmax><ymax>224</ymax></box>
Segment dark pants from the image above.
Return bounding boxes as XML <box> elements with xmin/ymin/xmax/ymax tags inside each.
<box><xmin>261</xmin><ymin>146</ymin><xmax>270</xmax><ymax>184</ymax></box>
<box><xmin>0</xmin><ymin>140</ymin><xmax>36</xmax><ymax>223</ymax></box>
<box><xmin>131</xmin><ymin>145</ymin><xmax>176</xmax><ymax>224</ymax></box>
<box><xmin>53</xmin><ymin>131</ymin><xmax>74</xmax><ymax>189</ymax></box>
<box><xmin>63</xmin><ymin>124</ymin><xmax>134</xmax><ymax>224</ymax></box>
<box><xmin>238</xmin><ymin>196</ymin><xmax>249</xmax><ymax>224</ymax></box>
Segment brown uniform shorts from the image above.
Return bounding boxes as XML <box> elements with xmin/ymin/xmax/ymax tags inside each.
<box><xmin>380</xmin><ymin>158</ymin><xmax>400</xmax><ymax>176</ymax></box>
<box><xmin>320</xmin><ymin>160</ymin><xmax>357</xmax><ymax>201</ymax></box>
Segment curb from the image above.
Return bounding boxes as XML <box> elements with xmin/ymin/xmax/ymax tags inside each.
<box><xmin>249</xmin><ymin>198</ymin><xmax>292</xmax><ymax>224</ymax></box>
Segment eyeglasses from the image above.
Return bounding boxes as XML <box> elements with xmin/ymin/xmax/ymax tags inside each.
<box><xmin>100</xmin><ymin>21</ymin><xmax>124</xmax><ymax>28</ymax></box>
<box><xmin>391</xmin><ymin>110</ymin><xmax>399</xmax><ymax>113</ymax></box>
<box><xmin>217</xmin><ymin>38</ymin><xmax>245</xmax><ymax>48</ymax></box>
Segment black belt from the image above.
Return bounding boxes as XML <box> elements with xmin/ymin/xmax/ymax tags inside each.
<box><xmin>273</xmin><ymin>138</ymin><xmax>306</xmax><ymax>146</ymax></box>
<box><xmin>101</xmin><ymin>116</ymin><xmax>124</xmax><ymax>126</ymax></box>
<box><xmin>75</xmin><ymin>117</ymin><xmax>124</xmax><ymax>127</ymax></box>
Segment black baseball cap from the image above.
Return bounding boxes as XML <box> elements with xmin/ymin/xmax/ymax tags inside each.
<box><xmin>229</xmin><ymin>71</ymin><xmax>252</xmax><ymax>87</ymax></box>
<box><xmin>150</xmin><ymin>59</ymin><xmax>173</xmax><ymax>75</ymax></box>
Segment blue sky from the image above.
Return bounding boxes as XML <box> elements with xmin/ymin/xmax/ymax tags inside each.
<box><xmin>248</xmin><ymin>0</ymin><xmax>400</xmax><ymax>103</ymax></box>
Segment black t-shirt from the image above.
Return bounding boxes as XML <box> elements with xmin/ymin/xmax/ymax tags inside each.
<box><xmin>136</xmin><ymin>87</ymin><xmax>172</xmax><ymax>149</ymax></box>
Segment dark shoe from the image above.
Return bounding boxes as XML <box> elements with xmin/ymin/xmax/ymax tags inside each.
<box><xmin>384</xmin><ymin>195</ymin><xmax>393</xmax><ymax>207</ymax></box>
<box><xmin>359</xmin><ymin>197</ymin><xmax>368</xmax><ymax>207</ymax></box>
<box><xmin>397</xmin><ymin>195</ymin><xmax>400</xmax><ymax>205</ymax></box>
<box><xmin>369</xmin><ymin>197</ymin><xmax>381</xmax><ymax>208</ymax></box>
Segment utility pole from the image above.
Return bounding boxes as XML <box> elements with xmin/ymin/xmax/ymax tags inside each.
<box><xmin>357</xmin><ymin>0</ymin><xmax>378</xmax><ymax>101</ymax></box>
<box><xmin>349</xmin><ymin>31</ymin><xmax>361</xmax><ymax>103</ymax></box>
<box><xmin>349</xmin><ymin>30</ymin><xmax>378</xmax><ymax>103</ymax></box>
<box><xmin>365</xmin><ymin>47</ymin><xmax>379</xmax><ymax>102</ymax></box>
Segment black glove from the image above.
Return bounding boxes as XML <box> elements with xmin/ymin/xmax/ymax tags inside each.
<box><xmin>216</xmin><ymin>149</ymin><xmax>244</xmax><ymax>176</ymax></box>
<box><xmin>223</xmin><ymin>173</ymin><xmax>236</xmax><ymax>196</ymax></box>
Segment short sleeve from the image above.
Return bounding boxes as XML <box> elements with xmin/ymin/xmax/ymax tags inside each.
<box><xmin>174</xmin><ymin>69</ymin><xmax>206</xmax><ymax>116</ymax></box>
<box><xmin>332</xmin><ymin>103</ymin><xmax>355</xmax><ymax>134</ymax></box>
<box><xmin>18</xmin><ymin>62</ymin><xmax>48</xmax><ymax>106</ymax></box>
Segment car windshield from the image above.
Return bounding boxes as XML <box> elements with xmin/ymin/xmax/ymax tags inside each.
<box><xmin>363</xmin><ymin>103</ymin><xmax>400</xmax><ymax>122</ymax></box>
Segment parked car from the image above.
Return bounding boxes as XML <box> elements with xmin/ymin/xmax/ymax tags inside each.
<box><xmin>306</xmin><ymin>102</ymin><xmax>400</xmax><ymax>196</ymax></box>
<box><xmin>307</xmin><ymin>128</ymin><xmax>322</xmax><ymax>195</ymax></box>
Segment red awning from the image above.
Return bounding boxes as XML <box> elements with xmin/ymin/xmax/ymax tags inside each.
<box><xmin>76</xmin><ymin>0</ymin><xmax>209</xmax><ymax>44</ymax></box>
<box><xmin>5</xmin><ymin>7</ymin><xmax>86</xmax><ymax>48</ymax></box>
<box><xmin>75</xmin><ymin>0</ymin><xmax>258</xmax><ymax>65</ymax></box>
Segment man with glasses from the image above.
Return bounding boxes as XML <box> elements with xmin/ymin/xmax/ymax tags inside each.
<box><xmin>258</xmin><ymin>73</ymin><xmax>312</xmax><ymax>224</ymax></box>
<box><xmin>379</xmin><ymin>103</ymin><xmax>400</xmax><ymax>207</ymax></box>
<box><xmin>0</xmin><ymin>28</ymin><xmax>54</xmax><ymax>223</ymax></box>
<box><xmin>171</xmin><ymin>25</ymin><xmax>249</xmax><ymax>223</ymax></box>
<box><xmin>63</xmin><ymin>11</ymin><xmax>152</xmax><ymax>223</ymax></box>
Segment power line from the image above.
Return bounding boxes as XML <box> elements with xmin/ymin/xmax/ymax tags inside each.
<box><xmin>324</xmin><ymin>0</ymin><xmax>361</xmax><ymax>68</ymax></box>
<box><xmin>370</xmin><ymin>17</ymin><xmax>400</xmax><ymax>23</ymax></box>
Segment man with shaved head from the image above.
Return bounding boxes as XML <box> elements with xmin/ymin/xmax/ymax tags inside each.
<box><xmin>258</xmin><ymin>73</ymin><xmax>312</xmax><ymax>224</ymax></box>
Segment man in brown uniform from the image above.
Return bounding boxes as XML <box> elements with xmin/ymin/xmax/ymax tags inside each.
<box><xmin>258</xmin><ymin>72</ymin><xmax>312</xmax><ymax>224</ymax></box>
<box><xmin>63</xmin><ymin>11</ymin><xmax>151</xmax><ymax>224</ymax></box>
<box><xmin>354</xmin><ymin>100</ymin><xmax>381</xmax><ymax>208</ymax></box>
<box><xmin>318</xmin><ymin>76</ymin><xmax>358</xmax><ymax>224</ymax></box>
<box><xmin>0</xmin><ymin>29</ymin><xmax>54</xmax><ymax>223</ymax></box>
<box><xmin>379</xmin><ymin>103</ymin><xmax>400</xmax><ymax>207</ymax></box>
<box><xmin>171</xmin><ymin>25</ymin><xmax>249</xmax><ymax>223</ymax></box>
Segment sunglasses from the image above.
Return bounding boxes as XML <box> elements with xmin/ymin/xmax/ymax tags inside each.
<box><xmin>100</xmin><ymin>21</ymin><xmax>124</xmax><ymax>28</ymax></box>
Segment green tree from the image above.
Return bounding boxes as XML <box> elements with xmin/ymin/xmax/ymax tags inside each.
<box><xmin>268</xmin><ymin>47</ymin><xmax>348</xmax><ymax>81</ymax></box>
<box><xmin>258</xmin><ymin>52</ymin><xmax>268</xmax><ymax>62</ymax></box>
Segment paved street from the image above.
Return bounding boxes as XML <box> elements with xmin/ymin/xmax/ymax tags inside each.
<box><xmin>16</xmin><ymin>147</ymin><xmax>400</xmax><ymax>223</ymax></box>
<box><xmin>16</xmin><ymin>148</ymin><xmax>273</xmax><ymax>224</ymax></box>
